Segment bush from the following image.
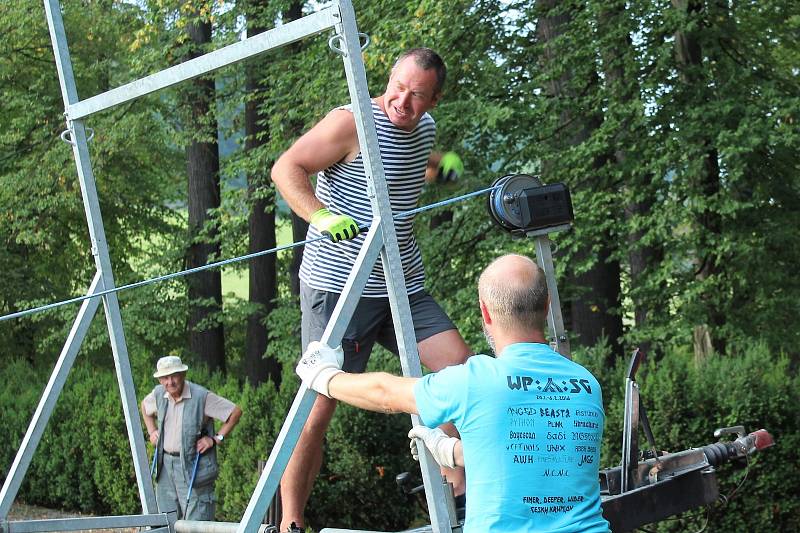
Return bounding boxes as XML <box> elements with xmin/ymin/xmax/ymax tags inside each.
<box><xmin>595</xmin><ymin>342</ymin><xmax>800</xmax><ymax>532</ymax></box>
<box><xmin>2</xmin><ymin>341</ymin><xmax>796</xmax><ymax>532</ymax></box>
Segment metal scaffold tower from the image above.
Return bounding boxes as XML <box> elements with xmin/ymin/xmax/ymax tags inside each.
<box><xmin>0</xmin><ymin>1</ymin><xmax>459</xmax><ymax>532</ymax></box>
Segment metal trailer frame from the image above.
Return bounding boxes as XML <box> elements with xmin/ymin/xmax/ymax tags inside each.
<box><xmin>0</xmin><ymin>1</ymin><xmax>458</xmax><ymax>532</ymax></box>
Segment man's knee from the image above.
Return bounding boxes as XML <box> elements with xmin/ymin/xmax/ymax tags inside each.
<box><xmin>186</xmin><ymin>486</ymin><xmax>216</xmax><ymax>521</ymax></box>
<box><xmin>302</xmin><ymin>395</ymin><xmax>338</xmax><ymax>435</ymax></box>
<box><xmin>418</xmin><ymin>329</ymin><xmax>471</xmax><ymax>371</ymax></box>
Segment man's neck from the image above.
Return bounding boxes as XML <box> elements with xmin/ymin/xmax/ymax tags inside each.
<box><xmin>494</xmin><ymin>331</ymin><xmax>547</xmax><ymax>356</ymax></box>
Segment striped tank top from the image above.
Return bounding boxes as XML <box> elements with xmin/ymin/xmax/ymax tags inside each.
<box><xmin>299</xmin><ymin>101</ymin><xmax>436</xmax><ymax>297</ymax></box>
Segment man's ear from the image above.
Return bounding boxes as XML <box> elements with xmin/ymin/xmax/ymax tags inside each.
<box><xmin>480</xmin><ymin>300</ymin><xmax>492</xmax><ymax>325</ymax></box>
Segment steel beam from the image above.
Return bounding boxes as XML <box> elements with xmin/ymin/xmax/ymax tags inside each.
<box><xmin>335</xmin><ymin>1</ymin><xmax>459</xmax><ymax>530</ymax></box>
<box><xmin>42</xmin><ymin>0</ymin><xmax>157</xmax><ymax>514</ymax></box>
<box><xmin>176</xmin><ymin>520</ymin><xmax>276</xmax><ymax>533</ymax></box>
<box><xmin>67</xmin><ymin>9</ymin><xmax>339</xmax><ymax>119</ymax></box>
<box><xmin>237</xmin><ymin>226</ymin><xmax>385</xmax><ymax>532</ymax></box>
<box><xmin>533</xmin><ymin>235</ymin><xmax>571</xmax><ymax>358</ymax></box>
<box><xmin>3</xmin><ymin>513</ymin><xmax>169</xmax><ymax>533</ymax></box>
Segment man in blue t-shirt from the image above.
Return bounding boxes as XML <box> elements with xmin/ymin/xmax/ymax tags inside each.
<box><xmin>297</xmin><ymin>254</ymin><xmax>610</xmax><ymax>532</ymax></box>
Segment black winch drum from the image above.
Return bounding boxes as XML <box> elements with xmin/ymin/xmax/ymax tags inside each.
<box><xmin>487</xmin><ymin>174</ymin><xmax>574</xmax><ymax>234</ymax></box>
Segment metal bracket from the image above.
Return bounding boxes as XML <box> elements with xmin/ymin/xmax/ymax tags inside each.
<box><xmin>59</xmin><ymin>127</ymin><xmax>94</xmax><ymax>145</ymax></box>
<box><xmin>714</xmin><ymin>425</ymin><xmax>746</xmax><ymax>439</ymax></box>
<box><xmin>328</xmin><ymin>32</ymin><xmax>370</xmax><ymax>56</ymax></box>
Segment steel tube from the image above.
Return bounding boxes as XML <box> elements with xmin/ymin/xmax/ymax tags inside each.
<box><xmin>176</xmin><ymin>520</ymin><xmax>276</xmax><ymax>533</ymax></box>
<box><xmin>237</xmin><ymin>225</ymin><xmax>385</xmax><ymax>533</ymax></box>
<box><xmin>4</xmin><ymin>513</ymin><xmax>168</xmax><ymax>533</ymax></box>
<box><xmin>67</xmin><ymin>9</ymin><xmax>339</xmax><ymax>119</ymax></box>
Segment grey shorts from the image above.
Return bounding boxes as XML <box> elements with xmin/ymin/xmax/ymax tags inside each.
<box><xmin>300</xmin><ymin>282</ymin><xmax>457</xmax><ymax>373</ymax></box>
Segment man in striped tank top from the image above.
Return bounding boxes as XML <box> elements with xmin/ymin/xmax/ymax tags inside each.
<box><xmin>272</xmin><ymin>48</ymin><xmax>471</xmax><ymax>532</ymax></box>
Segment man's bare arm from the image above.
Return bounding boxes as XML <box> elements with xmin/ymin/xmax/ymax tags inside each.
<box><xmin>271</xmin><ymin>109</ymin><xmax>359</xmax><ymax>221</ymax></box>
<box><xmin>140</xmin><ymin>400</ymin><xmax>158</xmax><ymax>446</ymax></box>
<box><xmin>328</xmin><ymin>372</ymin><xmax>419</xmax><ymax>415</ymax></box>
<box><xmin>217</xmin><ymin>405</ymin><xmax>243</xmax><ymax>439</ymax></box>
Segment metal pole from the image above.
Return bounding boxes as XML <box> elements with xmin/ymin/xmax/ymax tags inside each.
<box><xmin>533</xmin><ymin>236</ymin><xmax>571</xmax><ymax>359</ymax></box>
<box><xmin>68</xmin><ymin>9</ymin><xmax>339</xmax><ymax>120</ymax></box>
<box><xmin>237</xmin><ymin>228</ymin><xmax>385</xmax><ymax>532</ymax></box>
<box><xmin>621</xmin><ymin>380</ymin><xmax>640</xmax><ymax>493</ymax></box>
<box><xmin>334</xmin><ymin>1</ymin><xmax>457</xmax><ymax>530</ymax></box>
<box><xmin>42</xmin><ymin>0</ymin><xmax>157</xmax><ymax>514</ymax></box>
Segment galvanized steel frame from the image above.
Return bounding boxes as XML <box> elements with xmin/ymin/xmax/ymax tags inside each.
<box><xmin>0</xmin><ymin>1</ymin><xmax>457</xmax><ymax>532</ymax></box>
<box><xmin>526</xmin><ymin>225</ymin><xmax>572</xmax><ymax>359</ymax></box>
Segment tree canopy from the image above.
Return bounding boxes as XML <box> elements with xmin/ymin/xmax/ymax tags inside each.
<box><xmin>1</xmin><ymin>0</ymin><xmax>799</xmax><ymax>529</ymax></box>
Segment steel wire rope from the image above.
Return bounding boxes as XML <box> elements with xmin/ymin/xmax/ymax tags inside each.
<box><xmin>0</xmin><ymin>184</ymin><xmax>501</xmax><ymax>323</ymax></box>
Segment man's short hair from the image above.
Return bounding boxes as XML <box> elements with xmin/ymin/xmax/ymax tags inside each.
<box><xmin>393</xmin><ymin>47</ymin><xmax>446</xmax><ymax>95</ymax></box>
<box><xmin>479</xmin><ymin>256</ymin><xmax>549</xmax><ymax>332</ymax></box>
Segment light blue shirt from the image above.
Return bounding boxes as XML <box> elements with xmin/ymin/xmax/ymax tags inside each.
<box><xmin>414</xmin><ymin>343</ymin><xmax>610</xmax><ymax>533</ymax></box>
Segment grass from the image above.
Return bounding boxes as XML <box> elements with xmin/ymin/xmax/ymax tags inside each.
<box><xmin>221</xmin><ymin>218</ymin><xmax>295</xmax><ymax>299</ymax></box>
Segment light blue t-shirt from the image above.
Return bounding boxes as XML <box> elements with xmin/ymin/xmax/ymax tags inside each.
<box><xmin>414</xmin><ymin>343</ymin><xmax>610</xmax><ymax>533</ymax></box>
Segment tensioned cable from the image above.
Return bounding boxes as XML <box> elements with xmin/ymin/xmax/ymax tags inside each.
<box><xmin>0</xmin><ymin>184</ymin><xmax>500</xmax><ymax>323</ymax></box>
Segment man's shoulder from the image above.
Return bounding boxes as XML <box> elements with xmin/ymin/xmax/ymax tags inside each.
<box><xmin>186</xmin><ymin>381</ymin><xmax>210</xmax><ymax>396</ymax></box>
<box><xmin>454</xmin><ymin>353</ymin><xmax>501</xmax><ymax>379</ymax></box>
<box><xmin>465</xmin><ymin>353</ymin><xmax>498</xmax><ymax>367</ymax></box>
<box><xmin>420</xmin><ymin>111</ymin><xmax>436</xmax><ymax>127</ymax></box>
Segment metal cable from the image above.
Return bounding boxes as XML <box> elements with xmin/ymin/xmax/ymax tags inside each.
<box><xmin>0</xmin><ymin>184</ymin><xmax>500</xmax><ymax>323</ymax></box>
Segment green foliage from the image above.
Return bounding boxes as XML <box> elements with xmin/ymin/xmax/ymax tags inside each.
<box><xmin>3</xmin><ymin>0</ymin><xmax>800</xmax><ymax>530</ymax></box>
<box><xmin>3</xmin><ymin>343</ymin><xmax>796</xmax><ymax>530</ymax></box>
<box><xmin>597</xmin><ymin>343</ymin><xmax>800</xmax><ymax>532</ymax></box>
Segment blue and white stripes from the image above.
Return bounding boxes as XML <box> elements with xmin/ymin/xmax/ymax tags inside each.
<box><xmin>299</xmin><ymin>101</ymin><xmax>436</xmax><ymax>297</ymax></box>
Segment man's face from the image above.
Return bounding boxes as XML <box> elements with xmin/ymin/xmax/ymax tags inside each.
<box><xmin>159</xmin><ymin>372</ymin><xmax>186</xmax><ymax>399</ymax></box>
<box><xmin>382</xmin><ymin>57</ymin><xmax>440</xmax><ymax>131</ymax></box>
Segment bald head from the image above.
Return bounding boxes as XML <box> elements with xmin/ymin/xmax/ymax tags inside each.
<box><xmin>478</xmin><ymin>254</ymin><xmax>549</xmax><ymax>333</ymax></box>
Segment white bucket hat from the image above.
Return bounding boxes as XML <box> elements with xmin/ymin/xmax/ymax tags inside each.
<box><xmin>153</xmin><ymin>355</ymin><xmax>189</xmax><ymax>378</ymax></box>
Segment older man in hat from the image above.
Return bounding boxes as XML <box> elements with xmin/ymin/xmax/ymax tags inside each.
<box><xmin>140</xmin><ymin>356</ymin><xmax>242</xmax><ymax>520</ymax></box>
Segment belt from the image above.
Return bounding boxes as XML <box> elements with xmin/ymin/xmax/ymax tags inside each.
<box><xmin>163</xmin><ymin>450</ymin><xmax>180</xmax><ymax>457</ymax></box>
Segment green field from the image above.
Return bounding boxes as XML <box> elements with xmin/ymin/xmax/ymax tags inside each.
<box><xmin>221</xmin><ymin>218</ymin><xmax>294</xmax><ymax>299</ymax></box>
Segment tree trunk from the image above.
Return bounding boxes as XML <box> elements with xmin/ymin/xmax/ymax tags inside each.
<box><xmin>243</xmin><ymin>0</ymin><xmax>279</xmax><ymax>387</ymax></box>
<box><xmin>598</xmin><ymin>1</ymin><xmax>664</xmax><ymax>356</ymax></box>
<box><xmin>184</xmin><ymin>13</ymin><xmax>225</xmax><ymax>372</ymax></box>
<box><xmin>243</xmin><ymin>0</ymin><xmax>306</xmax><ymax>385</ymax></box>
<box><xmin>672</xmin><ymin>0</ymin><xmax>725</xmax><ymax>354</ymax></box>
<box><xmin>281</xmin><ymin>1</ymin><xmax>309</xmax><ymax>300</ymax></box>
<box><xmin>536</xmin><ymin>0</ymin><xmax>624</xmax><ymax>360</ymax></box>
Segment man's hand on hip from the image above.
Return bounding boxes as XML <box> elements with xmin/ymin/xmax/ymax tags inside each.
<box><xmin>408</xmin><ymin>426</ymin><xmax>459</xmax><ymax>469</ymax></box>
<box><xmin>311</xmin><ymin>208</ymin><xmax>359</xmax><ymax>242</ymax></box>
<box><xmin>196</xmin><ymin>435</ymin><xmax>215</xmax><ymax>454</ymax></box>
<box><xmin>296</xmin><ymin>341</ymin><xmax>345</xmax><ymax>398</ymax></box>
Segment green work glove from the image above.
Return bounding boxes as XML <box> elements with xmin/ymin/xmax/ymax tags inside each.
<box><xmin>437</xmin><ymin>151</ymin><xmax>464</xmax><ymax>183</ymax></box>
<box><xmin>311</xmin><ymin>208</ymin><xmax>359</xmax><ymax>242</ymax></box>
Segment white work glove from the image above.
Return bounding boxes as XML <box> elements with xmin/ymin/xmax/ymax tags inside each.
<box><xmin>296</xmin><ymin>341</ymin><xmax>344</xmax><ymax>398</ymax></box>
<box><xmin>408</xmin><ymin>426</ymin><xmax>458</xmax><ymax>469</ymax></box>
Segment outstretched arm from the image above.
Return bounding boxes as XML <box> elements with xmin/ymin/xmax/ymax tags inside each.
<box><xmin>329</xmin><ymin>372</ymin><xmax>419</xmax><ymax>415</ymax></box>
<box><xmin>296</xmin><ymin>341</ymin><xmax>419</xmax><ymax>414</ymax></box>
